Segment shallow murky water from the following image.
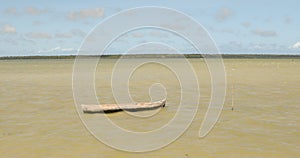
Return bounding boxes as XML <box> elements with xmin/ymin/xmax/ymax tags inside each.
<box><xmin>0</xmin><ymin>58</ymin><xmax>299</xmax><ymax>157</ymax></box>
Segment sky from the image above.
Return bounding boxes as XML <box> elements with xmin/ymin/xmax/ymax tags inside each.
<box><xmin>0</xmin><ymin>0</ymin><xmax>299</xmax><ymax>56</ymax></box>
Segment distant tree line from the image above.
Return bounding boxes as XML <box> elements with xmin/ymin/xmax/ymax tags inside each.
<box><xmin>0</xmin><ymin>54</ymin><xmax>299</xmax><ymax>60</ymax></box>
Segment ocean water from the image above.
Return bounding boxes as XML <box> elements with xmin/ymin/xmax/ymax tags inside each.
<box><xmin>0</xmin><ymin>58</ymin><xmax>299</xmax><ymax>157</ymax></box>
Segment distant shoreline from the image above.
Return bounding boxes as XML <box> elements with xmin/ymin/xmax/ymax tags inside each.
<box><xmin>0</xmin><ymin>54</ymin><xmax>300</xmax><ymax>60</ymax></box>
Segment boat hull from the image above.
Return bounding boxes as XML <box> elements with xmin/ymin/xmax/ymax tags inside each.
<box><xmin>81</xmin><ymin>99</ymin><xmax>166</xmax><ymax>113</ymax></box>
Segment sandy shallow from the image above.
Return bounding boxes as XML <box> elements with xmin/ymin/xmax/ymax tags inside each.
<box><xmin>0</xmin><ymin>58</ymin><xmax>299</xmax><ymax>157</ymax></box>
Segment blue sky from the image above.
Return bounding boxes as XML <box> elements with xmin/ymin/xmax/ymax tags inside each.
<box><xmin>0</xmin><ymin>0</ymin><xmax>299</xmax><ymax>56</ymax></box>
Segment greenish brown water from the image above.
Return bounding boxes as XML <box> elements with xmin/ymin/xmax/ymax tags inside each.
<box><xmin>0</xmin><ymin>58</ymin><xmax>299</xmax><ymax>157</ymax></box>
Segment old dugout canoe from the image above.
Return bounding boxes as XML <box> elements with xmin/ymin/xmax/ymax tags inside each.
<box><xmin>81</xmin><ymin>99</ymin><xmax>166</xmax><ymax>113</ymax></box>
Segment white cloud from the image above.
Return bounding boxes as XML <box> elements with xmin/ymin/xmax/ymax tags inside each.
<box><xmin>25</xmin><ymin>6</ymin><xmax>48</xmax><ymax>15</ymax></box>
<box><xmin>149</xmin><ymin>30</ymin><xmax>169</xmax><ymax>38</ymax></box>
<box><xmin>215</xmin><ymin>8</ymin><xmax>233</xmax><ymax>21</ymax></box>
<box><xmin>220</xmin><ymin>28</ymin><xmax>235</xmax><ymax>34</ymax></box>
<box><xmin>219</xmin><ymin>41</ymin><xmax>243</xmax><ymax>52</ymax></box>
<box><xmin>247</xmin><ymin>42</ymin><xmax>286</xmax><ymax>52</ymax></box>
<box><xmin>70</xmin><ymin>29</ymin><xmax>86</xmax><ymax>37</ymax></box>
<box><xmin>284</xmin><ymin>16</ymin><xmax>292</xmax><ymax>24</ymax></box>
<box><xmin>55</xmin><ymin>32</ymin><xmax>73</xmax><ymax>38</ymax></box>
<box><xmin>38</xmin><ymin>46</ymin><xmax>76</xmax><ymax>54</ymax></box>
<box><xmin>131</xmin><ymin>32</ymin><xmax>144</xmax><ymax>38</ymax></box>
<box><xmin>0</xmin><ymin>25</ymin><xmax>17</xmax><ymax>34</ymax></box>
<box><xmin>0</xmin><ymin>34</ymin><xmax>37</xmax><ymax>46</ymax></box>
<box><xmin>207</xmin><ymin>26</ymin><xmax>236</xmax><ymax>35</ymax></box>
<box><xmin>0</xmin><ymin>38</ymin><xmax>18</xmax><ymax>45</ymax></box>
<box><xmin>21</xmin><ymin>35</ymin><xmax>36</xmax><ymax>44</ymax></box>
<box><xmin>289</xmin><ymin>42</ymin><xmax>300</xmax><ymax>49</ymax></box>
<box><xmin>220</xmin><ymin>41</ymin><xmax>289</xmax><ymax>53</ymax></box>
<box><xmin>67</xmin><ymin>8</ymin><xmax>104</xmax><ymax>21</ymax></box>
<box><xmin>4</xmin><ymin>7</ymin><xmax>48</xmax><ymax>16</ymax></box>
<box><xmin>4</xmin><ymin>8</ymin><xmax>18</xmax><ymax>15</ymax></box>
<box><xmin>26</xmin><ymin>32</ymin><xmax>52</xmax><ymax>39</ymax></box>
<box><xmin>251</xmin><ymin>29</ymin><xmax>277</xmax><ymax>37</ymax></box>
<box><xmin>241</xmin><ymin>22</ymin><xmax>251</xmax><ymax>28</ymax></box>
<box><xmin>264</xmin><ymin>17</ymin><xmax>272</xmax><ymax>23</ymax></box>
<box><xmin>54</xmin><ymin>29</ymin><xmax>87</xmax><ymax>38</ymax></box>
<box><xmin>161</xmin><ymin>23</ymin><xmax>186</xmax><ymax>30</ymax></box>
<box><xmin>61</xmin><ymin>48</ymin><xmax>75</xmax><ymax>51</ymax></box>
<box><xmin>32</xmin><ymin>20</ymin><xmax>43</xmax><ymax>26</ymax></box>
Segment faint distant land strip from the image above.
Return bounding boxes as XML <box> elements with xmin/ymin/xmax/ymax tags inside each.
<box><xmin>0</xmin><ymin>54</ymin><xmax>300</xmax><ymax>60</ymax></box>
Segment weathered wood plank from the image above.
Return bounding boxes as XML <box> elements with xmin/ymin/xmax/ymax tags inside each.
<box><xmin>81</xmin><ymin>99</ymin><xmax>166</xmax><ymax>113</ymax></box>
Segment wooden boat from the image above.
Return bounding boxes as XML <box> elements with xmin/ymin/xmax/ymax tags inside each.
<box><xmin>81</xmin><ymin>99</ymin><xmax>166</xmax><ymax>113</ymax></box>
